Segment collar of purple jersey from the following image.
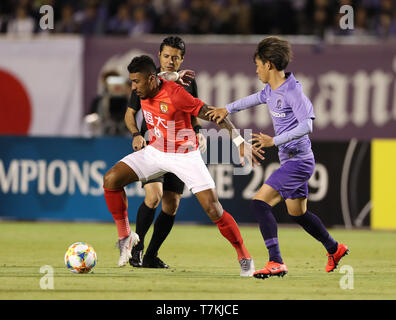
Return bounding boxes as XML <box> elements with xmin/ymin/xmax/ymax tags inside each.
<box><xmin>267</xmin><ymin>72</ymin><xmax>295</xmax><ymax>93</ymax></box>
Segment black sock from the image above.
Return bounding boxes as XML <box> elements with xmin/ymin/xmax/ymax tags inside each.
<box><xmin>251</xmin><ymin>200</ymin><xmax>283</xmax><ymax>264</ymax></box>
<box><xmin>291</xmin><ymin>211</ymin><xmax>338</xmax><ymax>254</ymax></box>
<box><xmin>145</xmin><ymin>211</ymin><xmax>175</xmax><ymax>258</ymax></box>
<box><xmin>135</xmin><ymin>201</ymin><xmax>156</xmax><ymax>251</ymax></box>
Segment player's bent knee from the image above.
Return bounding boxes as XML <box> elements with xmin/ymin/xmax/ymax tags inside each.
<box><xmin>162</xmin><ymin>203</ymin><xmax>179</xmax><ymax>216</ymax></box>
<box><xmin>195</xmin><ymin>189</ymin><xmax>223</xmax><ymax>221</ymax></box>
<box><xmin>145</xmin><ymin>192</ymin><xmax>163</xmax><ymax>208</ymax></box>
<box><xmin>287</xmin><ymin>207</ymin><xmax>305</xmax><ymax>216</ymax></box>
<box><xmin>204</xmin><ymin>201</ymin><xmax>223</xmax><ymax>221</ymax></box>
<box><xmin>103</xmin><ymin>169</ymin><xmax>120</xmax><ymax>189</ymax></box>
<box><xmin>162</xmin><ymin>194</ymin><xmax>181</xmax><ymax>215</ymax></box>
<box><xmin>285</xmin><ymin>198</ymin><xmax>307</xmax><ymax>216</ymax></box>
<box><xmin>162</xmin><ymin>204</ymin><xmax>178</xmax><ymax>215</ymax></box>
<box><xmin>103</xmin><ymin>162</ymin><xmax>139</xmax><ymax>189</ymax></box>
<box><xmin>145</xmin><ymin>196</ymin><xmax>162</xmax><ymax>209</ymax></box>
<box><xmin>163</xmin><ymin>209</ymin><xmax>177</xmax><ymax>216</ymax></box>
<box><xmin>287</xmin><ymin>210</ymin><xmax>304</xmax><ymax>217</ymax></box>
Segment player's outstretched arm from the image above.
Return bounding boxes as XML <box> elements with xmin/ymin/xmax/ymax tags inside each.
<box><xmin>197</xmin><ymin>104</ymin><xmax>264</xmax><ymax>166</ymax></box>
<box><xmin>205</xmin><ymin>92</ymin><xmax>262</xmax><ymax>123</ymax></box>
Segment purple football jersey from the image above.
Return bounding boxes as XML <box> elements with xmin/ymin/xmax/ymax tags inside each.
<box><xmin>259</xmin><ymin>72</ymin><xmax>315</xmax><ymax>163</ymax></box>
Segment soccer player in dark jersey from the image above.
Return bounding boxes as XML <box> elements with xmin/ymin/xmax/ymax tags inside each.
<box><xmin>206</xmin><ymin>37</ymin><xmax>349</xmax><ymax>279</ymax></box>
<box><xmin>124</xmin><ymin>36</ymin><xmax>206</xmax><ymax>269</ymax></box>
<box><xmin>103</xmin><ymin>55</ymin><xmax>263</xmax><ymax>276</ymax></box>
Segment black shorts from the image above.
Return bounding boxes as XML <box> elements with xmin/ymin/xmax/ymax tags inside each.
<box><xmin>141</xmin><ymin>172</ymin><xmax>185</xmax><ymax>195</ymax></box>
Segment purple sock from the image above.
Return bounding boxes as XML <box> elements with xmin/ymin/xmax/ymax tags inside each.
<box><xmin>251</xmin><ymin>200</ymin><xmax>283</xmax><ymax>264</ymax></box>
<box><xmin>291</xmin><ymin>211</ymin><xmax>338</xmax><ymax>254</ymax></box>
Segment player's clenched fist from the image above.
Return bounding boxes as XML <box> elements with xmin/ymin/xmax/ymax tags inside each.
<box><xmin>205</xmin><ymin>106</ymin><xmax>229</xmax><ymax>124</ymax></box>
<box><xmin>132</xmin><ymin>134</ymin><xmax>146</xmax><ymax>151</ymax></box>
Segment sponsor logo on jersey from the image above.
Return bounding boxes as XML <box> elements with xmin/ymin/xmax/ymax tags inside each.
<box><xmin>270</xmin><ymin>110</ymin><xmax>286</xmax><ymax>118</ymax></box>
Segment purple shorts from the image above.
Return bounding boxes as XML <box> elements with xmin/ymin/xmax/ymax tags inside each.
<box><xmin>265</xmin><ymin>158</ymin><xmax>315</xmax><ymax>199</ymax></box>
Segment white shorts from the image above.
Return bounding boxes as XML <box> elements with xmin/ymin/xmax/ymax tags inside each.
<box><xmin>120</xmin><ymin>145</ymin><xmax>215</xmax><ymax>194</ymax></box>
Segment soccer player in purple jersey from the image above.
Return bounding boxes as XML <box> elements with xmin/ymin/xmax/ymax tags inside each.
<box><xmin>206</xmin><ymin>37</ymin><xmax>349</xmax><ymax>279</ymax></box>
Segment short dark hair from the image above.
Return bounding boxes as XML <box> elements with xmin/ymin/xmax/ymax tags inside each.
<box><xmin>254</xmin><ymin>37</ymin><xmax>292</xmax><ymax>71</ymax></box>
<box><xmin>127</xmin><ymin>55</ymin><xmax>157</xmax><ymax>75</ymax></box>
<box><xmin>159</xmin><ymin>36</ymin><xmax>186</xmax><ymax>57</ymax></box>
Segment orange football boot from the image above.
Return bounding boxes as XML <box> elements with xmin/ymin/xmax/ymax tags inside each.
<box><xmin>326</xmin><ymin>243</ymin><xmax>350</xmax><ymax>272</ymax></box>
<box><xmin>253</xmin><ymin>261</ymin><xmax>288</xmax><ymax>279</ymax></box>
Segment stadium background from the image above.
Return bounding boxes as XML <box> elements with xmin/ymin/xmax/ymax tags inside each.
<box><xmin>0</xmin><ymin>0</ymin><xmax>395</xmax><ymax>230</ymax></box>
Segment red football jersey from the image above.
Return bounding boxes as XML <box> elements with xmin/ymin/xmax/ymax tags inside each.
<box><xmin>139</xmin><ymin>78</ymin><xmax>204</xmax><ymax>153</ymax></box>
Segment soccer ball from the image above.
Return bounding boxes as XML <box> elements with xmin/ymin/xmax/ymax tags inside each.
<box><xmin>64</xmin><ymin>242</ymin><xmax>97</xmax><ymax>274</ymax></box>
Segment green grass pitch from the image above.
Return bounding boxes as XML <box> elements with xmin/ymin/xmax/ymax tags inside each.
<box><xmin>0</xmin><ymin>221</ymin><xmax>395</xmax><ymax>300</ymax></box>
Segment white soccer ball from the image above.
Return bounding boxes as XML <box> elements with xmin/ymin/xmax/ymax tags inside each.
<box><xmin>64</xmin><ymin>242</ymin><xmax>97</xmax><ymax>274</ymax></box>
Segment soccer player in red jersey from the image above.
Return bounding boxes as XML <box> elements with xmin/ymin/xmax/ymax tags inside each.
<box><xmin>125</xmin><ymin>36</ymin><xmax>205</xmax><ymax>269</ymax></box>
<box><xmin>103</xmin><ymin>55</ymin><xmax>263</xmax><ymax>276</ymax></box>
